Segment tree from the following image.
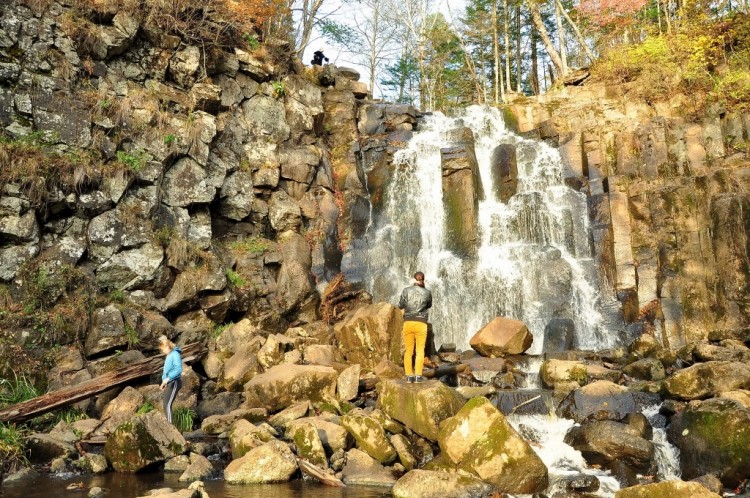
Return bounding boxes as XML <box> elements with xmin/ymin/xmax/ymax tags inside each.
<box><xmin>527</xmin><ymin>0</ymin><xmax>565</xmax><ymax>78</ymax></box>
<box><xmin>293</xmin><ymin>0</ymin><xmax>328</xmax><ymax>54</ymax></box>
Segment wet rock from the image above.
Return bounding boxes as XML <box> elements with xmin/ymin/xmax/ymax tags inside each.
<box><xmin>341</xmin><ymin>410</ymin><xmax>397</xmax><ymax>464</ymax></box>
<box><xmin>562</xmin><ymin>474</ymin><xmax>600</xmax><ymax>492</ymax></box>
<box><xmin>437</xmin><ymin>396</ymin><xmax>548</xmax><ymax>494</ymax></box>
<box><xmin>668</xmin><ymin>398</ymin><xmax>750</xmax><ymax>487</ymax></box>
<box><xmin>178</xmin><ymin>453</ymin><xmax>215</xmax><ymax>482</ymax></box>
<box><xmin>663</xmin><ymin>361</ymin><xmax>750</xmax><ymax>400</ymax></box>
<box><xmin>25</xmin><ymin>434</ymin><xmax>76</xmax><ymax>463</ymax></box>
<box><xmin>614</xmin><ymin>480</ymin><xmax>722</xmax><ymax>498</ymax></box>
<box><xmin>623</xmin><ymin>358</ymin><xmax>666</xmax><ymax>381</ymax></box>
<box><xmin>341</xmin><ymin>448</ymin><xmax>396</xmax><ymax>487</ymax></box>
<box><xmin>441</xmin><ymin>129</ymin><xmax>482</xmax><ymax>257</ymax></box>
<box><xmin>243</xmin><ymin>364</ymin><xmax>338</xmax><ymax>413</ymax></box>
<box><xmin>691</xmin><ymin>474</ymin><xmax>723</xmax><ymax>495</ymax></box>
<box><xmin>490</xmin><ymin>143</ymin><xmax>518</xmax><ymax>203</ymax></box>
<box><xmin>200</xmin><ymin>407</ymin><xmax>267</xmax><ymax>435</ymax></box>
<box><xmin>564</xmin><ymin>419</ymin><xmax>654</xmax><ymax>473</ymax></box>
<box><xmin>557</xmin><ymin>381</ymin><xmax>661</xmax><ymax>422</ymax></box>
<box><xmin>285</xmin><ymin>415</ymin><xmax>350</xmax><ymax>454</ymax></box>
<box><xmin>540</xmin><ymin>359</ymin><xmax>588</xmax><ymax>390</ymax></box>
<box><xmin>392</xmin><ymin>469</ymin><xmax>494</xmax><ymax>498</ymax></box>
<box><xmin>290</xmin><ymin>422</ymin><xmax>328</xmax><ymax>468</ymax></box>
<box><xmin>224</xmin><ymin>440</ymin><xmax>298</xmax><ymax>484</ymax></box>
<box><xmin>377</xmin><ymin>379</ymin><xmax>465</xmax><ymax>441</ymax></box>
<box><xmin>334</xmin><ymin>302</ymin><xmax>403</xmax><ymax>369</ymax></box>
<box><xmin>469</xmin><ymin>316</ymin><xmax>533</xmax><ymax>357</ymax></box>
<box><xmin>103</xmin><ymin>411</ymin><xmax>187</xmax><ymax>472</ymax></box>
<box><xmin>165</xmin><ymin>454</ymin><xmax>190</xmax><ymax>473</ymax></box>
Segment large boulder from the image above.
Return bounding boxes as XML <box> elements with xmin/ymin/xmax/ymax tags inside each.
<box><xmin>333</xmin><ymin>302</ymin><xmax>402</xmax><ymax>369</ymax></box>
<box><xmin>340</xmin><ymin>410</ymin><xmax>397</xmax><ymax>464</ymax></box>
<box><xmin>285</xmin><ymin>415</ymin><xmax>351</xmax><ymax>454</ymax></box>
<box><xmin>663</xmin><ymin>361</ymin><xmax>750</xmax><ymax>400</ymax></box>
<box><xmin>24</xmin><ymin>434</ymin><xmax>76</xmax><ymax>463</ymax></box>
<box><xmin>614</xmin><ymin>480</ymin><xmax>721</xmax><ymax>498</ymax></box>
<box><xmin>377</xmin><ymin>379</ymin><xmax>465</xmax><ymax>441</ymax></box>
<box><xmin>243</xmin><ymin>364</ymin><xmax>338</xmax><ymax>413</ymax></box>
<box><xmin>84</xmin><ymin>305</ymin><xmax>128</xmax><ymax>357</ymax></box>
<box><xmin>224</xmin><ymin>440</ymin><xmax>298</xmax><ymax>484</ymax></box>
<box><xmin>104</xmin><ymin>411</ymin><xmax>188</xmax><ymax>472</ymax></box>
<box><xmin>341</xmin><ymin>448</ymin><xmax>397</xmax><ymax>487</ymax></box>
<box><xmin>564</xmin><ymin>419</ymin><xmax>654</xmax><ymax>473</ymax></box>
<box><xmin>200</xmin><ymin>408</ymin><xmax>267</xmax><ymax>435</ymax></box>
<box><xmin>557</xmin><ymin>381</ymin><xmax>661</xmax><ymax>422</ymax></box>
<box><xmin>469</xmin><ymin>317</ymin><xmax>533</xmax><ymax>357</ymax></box>
<box><xmin>437</xmin><ymin>397</ymin><xmax>548</xmax><ymax>494</ymax></box>
<box><xmin>667</xmin><ymin>398</ymin><xmax>750</xmax><ymax>487</ymax></box>
<box><xmin>392</xmin><ymin>470</ymin><xmax>495</xmax><ymax>498</ymax></box>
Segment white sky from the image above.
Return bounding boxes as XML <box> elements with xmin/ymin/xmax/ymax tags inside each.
<box><xmin>300</xmin><ymin>0</ymin><xmax>466</xmax><ymax>98</ymax></box>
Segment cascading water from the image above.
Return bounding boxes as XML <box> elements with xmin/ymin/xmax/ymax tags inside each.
<box><xmin>364</xmin><ymin>105</ymin><xmax>614</xmax><ymax>352</ymax></box>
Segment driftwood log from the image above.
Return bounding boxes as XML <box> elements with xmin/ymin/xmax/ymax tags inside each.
<box><xmin>358</xmin><ymin>363</ymin><xmax>468</xmax><ymax>391</ymax></box>
<box><xmin>0</xmin><ymin>342</ymin><xmax>205</xmax><ymax>424</ymax></box>
<box><xmin>297</xmin><ymin>459</ymin><xmax>346</xmax><ymax>487</ymax></box>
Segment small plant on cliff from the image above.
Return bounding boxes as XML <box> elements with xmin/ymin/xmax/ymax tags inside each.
<box><xmin>109</xmin><ymin>289</ymin><xmax>126</xmax><ymax>303</ymax></box>
<box><xmin>125</xmin><ymin>323</ymin><xmax>140</xmax><ymax>349</ymax></box>
<box><xmin>243</xmin><ymin>33</ymin><xmax>261</xmax><ymax>50</ymax></box>
<box><xmin>116</xmin><ymin>150</ymin><xmax>147</xmax><ymax>173</ymax></box>
<box><xmin>164</xmin><ymin>134</ymin><xmax>178</xmax><ymax>146</ymax></box>
<box><xmin>231</xmin><ymin>237</ymin><xmax>269</xmax><ymax>255</ymax></box>
<box><xmin>172</xmin><ymin>408</ymin><xmax>196</xmax><ymax>432</ymax></box>
<box><xmin>211</xmin><ymin>321</ymin><xmax>234</xmax><ymax>339</ymax></box>
<box><xmin>271</xmin><ymin>80</ymin><xmax>286</xmax><ymax>99</ymax></box>
<box><xmin>225</xmin><ymin>268</ymin><xmax>246</xmax><ymax>287</ymax></box>
<box><xmin>137</xmin><ymin>401</ymin><xmax>155</xmax><ymax>415</ymax></box>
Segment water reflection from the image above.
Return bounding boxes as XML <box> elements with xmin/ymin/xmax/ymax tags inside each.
<box><xmin>1</xmin><ymin>472</ymin><xmax>392</xmax><ymax>498</ymax></box>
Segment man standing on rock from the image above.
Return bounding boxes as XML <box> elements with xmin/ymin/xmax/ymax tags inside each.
<box><xmin>398</xmin><ymin>272</ymin><xmax>432</xmax><ymax>383</ymax></box>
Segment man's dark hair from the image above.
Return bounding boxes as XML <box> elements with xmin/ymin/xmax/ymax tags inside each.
<box><xmin>414</xmin><ymin>271</ymin><xmax>425</xmax><ymax>281</ymax></box>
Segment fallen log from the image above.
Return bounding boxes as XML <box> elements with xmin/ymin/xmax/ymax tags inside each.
<box><xmin>297</xmin><ymin>458</ymin><xmax>346</xmax><ymax>487</ymax></box>
<box><xmin>0</xmin><ymin>342</ymin><xmax>205</xmax><ymax>424</ymax></box>
<box><xmin>358</xmin><ymin>363</ymin><xmax>468</xmax><ymax>391</ymax></box>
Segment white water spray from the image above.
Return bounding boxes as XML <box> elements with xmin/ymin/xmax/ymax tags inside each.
<box><xmin>365</xmin><ymin>106</ymin><xmax>614</xmax><ymax>351</ymax></box>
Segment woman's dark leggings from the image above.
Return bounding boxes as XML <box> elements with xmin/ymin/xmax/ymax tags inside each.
<box><xmin>163</xmin><ymin>378</ymin><xmax>182</xmax><ymax>424</ymax></box>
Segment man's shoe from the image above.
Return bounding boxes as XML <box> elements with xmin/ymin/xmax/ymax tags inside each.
<box><xmin>406</xmin><ymin>376</ymin><xmax>415</xmax><ymax>383</ymax></box>
<box><xmin>414</xmin><ymin>375</ymin><xmax>427</xmax><ymax>383</ymax></box>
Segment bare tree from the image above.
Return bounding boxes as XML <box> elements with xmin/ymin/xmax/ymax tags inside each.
<box><xmin>554</xmin><ymin>0</ymin><xmax>568</xmax><ymax>76</ymax></box>
<box><xmin>554</xmin><ymin>0</ymin><xmax>596</xmax><ymax>64</ymax></box>
<box><xmin>293</xmin><ymin>0</ymin><xmax>328</xmax><ymax>55</ymax></box>
<box><xmin>527</xmin><ymin>0</ymin><xmax>565</xmax><ymax>78</ymax></box>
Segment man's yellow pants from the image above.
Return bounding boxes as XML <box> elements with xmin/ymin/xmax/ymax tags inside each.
<box><xmin>403</xmin><ymin>321</ymin><xmax>428</xmax><ymax>376</ymax></box>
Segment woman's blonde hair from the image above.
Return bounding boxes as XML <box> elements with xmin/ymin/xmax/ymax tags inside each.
<box><xmin>158</xmin><ymin>335</ymin><xmax>175</xmax><ymax>351</ymax></box>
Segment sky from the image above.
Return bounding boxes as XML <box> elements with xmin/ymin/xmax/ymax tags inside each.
<box><xmin>299</xmin><ymin>0</ymin><xmax>466</xmax><ymax>99</ymax></box>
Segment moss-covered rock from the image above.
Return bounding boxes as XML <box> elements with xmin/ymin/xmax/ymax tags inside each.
<box><xmin>340</xmin><ymin>410</ymin><xmax>397</xmax><ymax>464</ymax></box>
<box><xmin>557</xmin><ymin>380</ymin><xmax>661</xmax><ymax>422</ymax></box>
<box><xmin>285</xmin><ymin>415</ymin><xmax>351</xmax><ymax>454</ymax></box>
<box><xmin>103</xmin><ymin>411</ymin><xmax>187</xmax><ymax>473</ymax></box>
<box><xmin>437</xmin><ymin>397</ymin><xmax>548</xmax><ymax>494</ymax></box>
<box><xmin>290</xmin><ymin>422</ymin><xmax>328</xmax><ymax>468</ymax></box>
<box><xmin>243</xmin><ymin>364</ymin><xmax>338</xmax><ymax>413</ymax></box>
<box><xmin>667</xmin><ymin>398</ymin><xmax>750</xmax><ymax>487</ymax></box>
<box><xmin>662</xmin><ymin>361</ymin><xmax>750</xmax><ymax>400</ymax></box>
<box><xmin>333</xmin><ymin>302</ymin><xmax>403</xmax><ymax>369</ymax></box>
<box><xmin>614</xmin><ymin>480</ymin><xmax>721</xmax><ymax>498</ymax></box>
<box><xmin>200</xmin><ymin>407</ymin><xmax>267</xmax><ymax>435</ymax></box>
<box><xmin>392</xmin><ymin>469</ymin><xmax>495</xmax><ymax>498</ymax></box>
<box><xmin>229</xmin><ymin>419</ymin><xmax>275</xmax><ymax>459</ymax></box>
<box><xmin>224</xmin><ymin>439</ymin><xmax>298</xmax><ymax>484</ymax></box>
<box><xmin>340</xmin><ymin>448</ymin><xmax>397</xmax><ymax>487</ymax></box>
<box><xmin>564</xmin><ymin>419</ymin><xmax>654</xmax><ymax>473</ymax></box>
<box><xmin>377</xmin><ymin>378</ymin><xmax>465</xmax><ymax>441</ymax></box>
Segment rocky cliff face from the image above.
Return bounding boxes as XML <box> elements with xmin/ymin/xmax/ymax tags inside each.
<box><xmin>507</xmin><ymin>85</ymin><xmax>750</xmax><ymax>348</ymax></box>
<box><xmin>0</xmin><ymin>0</ymin><xmax>415</xmax><ymax>375</ymax></box>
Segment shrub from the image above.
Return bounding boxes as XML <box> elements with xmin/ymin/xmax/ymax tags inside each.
<box><xmin>230</xmin><ymin>237</ymin><xmax>269</xmax><ymax>255</ymax></box>
<box><xmin>211</xmin><ymin>321</ymin><xmax>234</xmax><ymax>339</ymax></box>
<box><xmin>0</xmin><ymin>422</ymin><xmax>27</xmax><ymax>474</ymax></box>
<box><xmin>172</xmin><ymin>407</ymin><xmax>196</xmax><ymax>432</ymax></box>
<box><xmin>225</xmin><ymin>268</ymin><xmax>246</xmax><ymax>287</ymax></box>
<box><xmin>0</xmin><ymin>373</ymin><xmax>40</xmax><ymax>407</ymax></box>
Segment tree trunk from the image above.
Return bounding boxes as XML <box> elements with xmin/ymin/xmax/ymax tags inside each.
<box><xmin>503</xmin><ymin>0</ymin><xmax>513</xmax><ymax>93</ymax></box>
<box><xmin>554</xmin><ymin>0</ymin><xmax>597</xmax><ymax>64</ymax></box>
<box><xmin>528</xmin><ymin>0</ymin><xmax>565</xmax><ymax>78</ymax></box>
<box><xmin>0</xmin><ymin>343</ymin><xmax>206</xmax><ymax>424</ymax></box>
<box><xmin>493</xmin><ymin>0</ymin><xmax>501</xmax><ymax>104</ymax></box>
<box><xmin>554</xmin><ymin>0</ymin><xmax>568</xmax><ymax>76</ymax></box>
<box><xmin>531</xmin><ymin>25</ymin><xmax>539</xmax><ymax>94</ymax></box>
<box><xmin>515</xmin><ymin>4</ymin><xmax>522</xmax><ymax>92</ymax></box>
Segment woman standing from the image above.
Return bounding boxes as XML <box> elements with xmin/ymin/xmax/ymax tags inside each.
<box><xmin>158</xmin><ymin>335</ymin><xmax>182</xmax><ymax>425</ymax></box>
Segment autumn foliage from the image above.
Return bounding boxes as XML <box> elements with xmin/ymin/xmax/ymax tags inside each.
<box><xmin>576</xmin><ymin>0</ymin><xmax>649</xmax><ymax>28</ymax></box>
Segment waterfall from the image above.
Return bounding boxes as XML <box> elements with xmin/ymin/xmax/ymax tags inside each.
<box><xmin>365</xmin><ymin>105</ymin><xmax>615</xmax><ymax>351</ymax></box>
